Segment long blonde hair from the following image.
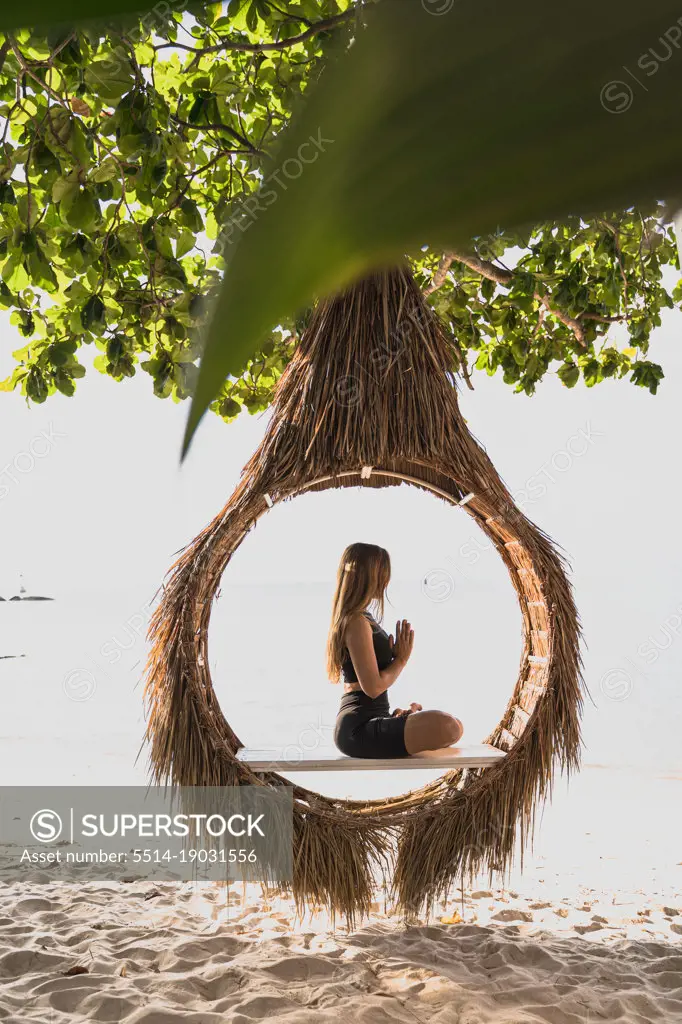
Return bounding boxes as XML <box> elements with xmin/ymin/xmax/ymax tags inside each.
<box><xmin>326</xmin><ymin>542</ymin><xmax>391</xmax><ymax>683</ymax></box>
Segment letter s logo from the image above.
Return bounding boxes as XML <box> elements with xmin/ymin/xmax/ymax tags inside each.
<box><xmin>30</xmin><ymin>809</ymin><xmax>63</xmax><ymax>843</ymax></box>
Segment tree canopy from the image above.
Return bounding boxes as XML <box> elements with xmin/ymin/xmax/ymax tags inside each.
<box><xmin>0</xmin><ymin>0</ymin><xmax>678</xmax><ymax>424</ymax></box>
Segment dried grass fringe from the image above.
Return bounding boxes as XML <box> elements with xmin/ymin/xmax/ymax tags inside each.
<box><xmin>143</xmin><ymin>265</ymin><xmax>583</xmax><ymax>927</ymax></box>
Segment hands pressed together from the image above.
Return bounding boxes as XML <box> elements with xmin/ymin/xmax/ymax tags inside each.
<box><xmin>389</xmin><ymin>618</ymin><xmax>420</xmax><ymax>717</ymax></box>
<box><xmin>389</xmin><ymin>618</ymin><xmax>414</xmax><ymax>666</ymax></box>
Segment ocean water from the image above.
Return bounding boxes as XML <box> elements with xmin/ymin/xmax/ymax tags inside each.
<box><xmin>1</xmin><ymin>580</ymin><xmax>512</xmax><ymax>788</ymax></box>
<box><xmin>2</xmin><ymin>579</ymin><xmax>681</xmax><ymax>791</ymax></box>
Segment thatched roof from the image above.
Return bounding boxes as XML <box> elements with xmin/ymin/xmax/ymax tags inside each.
<box><xmin>143</xmin><ymin>265</ymin><xmax>583</xmax><ymax>924</ymax></box>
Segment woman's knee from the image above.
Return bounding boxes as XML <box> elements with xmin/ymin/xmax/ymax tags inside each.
<box><xmin>431</xmin><ymin>712</ymin><xmax>462</xmax><ymax>745</ymax></box>
<box><xmin>443</xmin><ymin>714</ymin><xmax>463</xmax><ymax>744</ymax></box>
<box><xmin>404</xmin><ymin>710</ymin><xmax>463</xmax><ymax>753</ymax></box>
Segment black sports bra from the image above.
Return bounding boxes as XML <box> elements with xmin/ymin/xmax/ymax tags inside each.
<box><xmin>341</xmin><ymin>612</ymin><xmax>395</xmax><ymax>684</ymax></box>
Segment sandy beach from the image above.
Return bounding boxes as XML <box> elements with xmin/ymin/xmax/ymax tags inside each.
<box><xmin>1</xmin><ymin>732</ymin><xmax>681</xmax><ymax>1021</ymax></box>
<box><xmin>1</xmin><ymin>873</ymin><xmax>681</xmax><ymax>1024</ymax></box>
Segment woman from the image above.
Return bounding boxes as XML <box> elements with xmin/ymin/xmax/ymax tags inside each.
<box><xmin>328</xmin><ymin>542</ymin><xmax>463</xmax><ymax>759</ymax></box>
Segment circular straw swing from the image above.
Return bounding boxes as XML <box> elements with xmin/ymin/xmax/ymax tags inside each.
<box><xmin>143</xmin><ymin>265</ymin><xmax>584</xmax><ymax>925</ymax></box>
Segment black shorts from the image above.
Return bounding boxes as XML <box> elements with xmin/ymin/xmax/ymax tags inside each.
<box><xmin>334</xmin><ymin>689</ymin><xmax>409</xmax><ymax>759</ymax></box>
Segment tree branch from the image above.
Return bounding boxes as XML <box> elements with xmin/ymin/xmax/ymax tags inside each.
<box><xmin>171</xmin><ymin>117</ymin><xmax>260</xmax><ymax>155</ymax></box>
<box><xmin>448</xmin><ymin>250</ymin><xmax>514</xmax><ymax>287</ymax></box>
<box><xmin>425</xmin><ymin>249</ymin><xmax>627</xmax><ymax>350</ymax></box>
<box><xmin>153</xmin><ymin>10</ymin><xmax>355</xmax><ymax>57</ymax></box>
<box><xmin>162</xmin><ymin>152</ymin><xmax>238</xmax><ymax>215</ymax></box>
<box><xmin>0</xmin><ymin>39</ymin><xmax>10</xmax><ymax>77</ymax></box>
<box><xmin>455</xmin><ymin>327</ymin><xmax>474</xmax><ymax>390</ymax></box>
<box><xmin>6</xmin><ymin>36</ymin><xmax>71</xmax><ymax>111</ymax></box>
<box><xmin>423</xmin><ymin>251</ymin><xmax>456</xmax><ymax>294</ymax></box>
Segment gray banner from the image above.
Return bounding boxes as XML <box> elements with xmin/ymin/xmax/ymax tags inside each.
<box><xmin>0</xmin><ymin>786</ymin><xmax>293</xmax><ymax>884</ymax></box>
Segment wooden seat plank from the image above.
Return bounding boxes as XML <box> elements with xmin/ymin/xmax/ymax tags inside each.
<box><xmin>236</xmin><ymin>743</ymin><xmax>506</xmax><ymax>773</ymax></box>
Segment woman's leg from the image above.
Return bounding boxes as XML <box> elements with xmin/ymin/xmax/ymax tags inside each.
<box><xmin>403</xmin><ymin>710</ymin><xmax>463</xmax><ymax>754</ymax></box>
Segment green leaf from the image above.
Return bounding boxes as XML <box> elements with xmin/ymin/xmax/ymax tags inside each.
<box><xmin>2</xmin><ymin>257</ymin><xmax>29</xmax><ymax>291</ymax></box>
<box><xmin>218</xmin><ymin>396</ymin><xmax>241</xmax><ymax>418</ymax></box>
<box><xmin>631</xmin><ymin>360</ymin><xmax>664</xmax><ymax>394</ymax></box>
<box><xmin>81</xmin><ymin>293</ymin><xmax>105</xmax><ymax>330</ymax></box>
<box><xmin>10</xmin><ymin>309</ymin><xmax>35</xmax><ymax>336</ymax></box>
<box><xmin>0</xmin><ymin>367</ymin><xmax>28</xmax><ymax>392</ymax></box>
<box><xmin>53</xmin><ymin>368</ymin><xmax>76</xmax><ymax>395</ymax></box>
<box><xmin>26</xmin><ymin>368</ymin><xmax>48</xmax><ymax>403</ymax></box>
<box><xmin>0</xmin><ymin>181</ymin><xmax>16</xmax><ymax>206</ymax></box>
<box><xmin>90</xmin><ymin>157</ymin><xmax>118</xmax><ymax>183</ymax></box>
<box><xmin>480</xmin><ymin>277</ymin><xmax>496</xmax><ymax>301</ymax></box>
<box><xmin>510</xmin><ymin>338</ymin><xmax>527</xmax><ymax>366</ymax></box>
<box><xmin>48</xmin><ymin>340</ymin><xmax>76</xmax><ymax>366</ymax></box>
<box><xmin>175</xmin><ymin>229</ymin><xmax>195</xmax><ymax>258</ymax></box>
<box><xmin>246</xmin><ymin>1</ymin><xmax>259</xmax><ymax>33</ymax></box>
<box><xmin>153</xmin><ymin>221</ymin><xmax>175</xmax><ymax>259</ymax></box>
<box><xmin>184</xmin><ymin>0</ymin><xmax>682</xmax><ymax>453</ymax></box>
<box><xmin>581</xmin><ymin>358</ymin><xmax>601</xmax><ymax>387</ymax></box>
<box><xmin>84</xmin><ymin>60</ymin><xmax>135</xmax><ymax>101</ymax></box>
<box><xmin>52</xmin><ymin>177</ymin><xmax>79</xmax><ymax>204</ymax></box>
<box><xmin>118</xmin><ymin>133</ymin><xmax>145</xmax><ymax>158</ymax></box>
<box><xmin>61</xmin><ymin>188</ymin><xmax>100</xmax><ymax>231</ymax></box>
<box><xmin>28</xmin><ymin>249</ymin><xmax>58</xmax><ymax>291</ymax></box>
<box><xmin>17</xmin><ymin>194</ymin><xmax>39</xmax><ymax>228</ymax></box>
<box><xmin>178</xmin><ymin>198</ymin><xmax>203</xmax><ymax>232</ymax></box>
<box><xmin>557</xmin><ymin>362</ymin><xmax>580</xmax><ymax>388</ymax></box>
<box><xmin>70</xmin><ymin>119</ymin><xmax>91</xmax><ymax>170</ymax></box>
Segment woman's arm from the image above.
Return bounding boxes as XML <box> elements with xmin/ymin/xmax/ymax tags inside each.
<box><xmin>345</xmin><ymin>617</ymin><xmax>414</xmax><ymax>698</ymax></box>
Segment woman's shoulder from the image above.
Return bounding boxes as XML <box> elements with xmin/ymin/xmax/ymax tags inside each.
<box><xmin>346</xmin><ymin>611</ymin><xmax>375</xmax><ymax>636</ymax></box>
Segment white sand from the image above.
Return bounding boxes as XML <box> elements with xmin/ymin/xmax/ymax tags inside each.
<box><xmin>1</xmin><ymin>876</ymin><xmax>680</xmax><ymax>1024</ymax></box>
<box><xmin>1</xmin><ymin>766</ymin><xmax>680</xmax><ymax>1021</ymax></box>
